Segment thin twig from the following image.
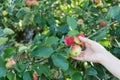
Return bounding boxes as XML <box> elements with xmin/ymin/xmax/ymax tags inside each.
<box><xmin>88</xmin><ymin>21</ymin><xmax>117</xmax><ymax>38</ymax></box>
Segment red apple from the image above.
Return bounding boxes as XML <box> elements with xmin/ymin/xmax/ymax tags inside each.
<box><xmin>33</xmin><ymin>73</ymin><xmax>38</xmax><ymax>80</ymax></box>
<box><xmin>74</xmin><ymin>34</ymin><xmax>85</xmax><ymax>47</ymax></box>
<box><xmin>99</xmin><ymin>21</ymin><xmax>105</xmax><ymax>26</ymax></box>
<box><xmin>26</xmin><ymin>0</ymin><xmax>32</xmax><ymax>6</ymax></box>
<box><xmin>64</xmin><ymin>36</ymin><xmax>74</xmax><ymax>46</ymax></box>
<box><xmin>77</xmin><ymin>19</ymin><xmax>83</xmax><ymax>24</ymax></box>
<box><xmin>94</xmin><ymin>0</ymin><xmax>101</xmax><ymax>3</ymax></box>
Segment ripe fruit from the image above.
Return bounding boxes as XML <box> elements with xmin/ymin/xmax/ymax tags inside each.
<box><xmin>64</xmin><ymin>36</ymin><xmax>74</xmax><ymax>46</ymax></box>
<box><xmin>33</xmin><ymin>73</ymin><xmax>38</xmax><ymax>80</ymax></box>
<box><xmin>5</xmin><ymin>58</ymin><xmax>16</xmax><ymax>69</ymax></box>
<box><xmin>99</xmin><ymin>21</ymin><xmax>105</xmax><ymax>27</ymax></box>
<box><xmin>74</xmin><ymin>34</ymin><xmax>85</xmax><ymax>47</ymax></box>
<box><xmin>94</xmin><ymin>0</ymin><xmax>101</xmax><ymax>3</ymax></box>
<box><xmin>31</xmin><ymin>0</ymin><xmax>39</xmax><ymax>6</ymax></box>
<box><xmin>26</xmin><ymin>0</ymin><xmax>32</xmax><ymax>6</ymax></box>
<box><xmin>70</xmin><ymin>44</ymin><xmax>81</xmax><ymax>57</ymax></box>
<box><xmin>77</xmin><ymin>19</ymin><xmax>83</xmax><ymax>24</ymax></box>
<box><xmin>26</xmin><ymin>0</ymin><xmax>39</xmax><ymax>6</ymax></box>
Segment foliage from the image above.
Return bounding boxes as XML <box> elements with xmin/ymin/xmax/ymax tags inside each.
<box><xmin>0</xmin><ymin>0</ymin><xmax>120</xmax><ymax>80</ymax></box>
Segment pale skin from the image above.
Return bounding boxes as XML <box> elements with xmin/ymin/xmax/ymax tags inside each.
<box><xmin>72</xmin><ymin>36</ymin><xmax>120</xmax><ymax>79</ymax></box>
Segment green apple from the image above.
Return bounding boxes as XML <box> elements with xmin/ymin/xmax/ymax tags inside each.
<box><xmin>70</xmin><ymin>44</ymin><xmax>81</xmax><ymax>57</ymax></box>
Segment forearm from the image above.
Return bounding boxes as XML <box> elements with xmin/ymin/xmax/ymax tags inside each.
<box><xmin>100</xmin><ymin>52</ymin><xmax>120</xmax><ymax>79</ymax></box>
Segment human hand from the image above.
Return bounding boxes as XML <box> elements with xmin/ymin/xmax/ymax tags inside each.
<box><xmin>71</xmin><ymin>36</ymin><xmax>109</xmax><ymax>63</ymax></box>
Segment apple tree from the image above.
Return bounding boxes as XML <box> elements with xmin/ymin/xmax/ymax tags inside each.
<box><xmin>0</xmin><ymin>0</ymin><xmax>120</xmax><ymax>80</ymax></box>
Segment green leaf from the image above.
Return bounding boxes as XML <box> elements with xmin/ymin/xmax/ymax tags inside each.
<box><xmin>67</xmin><ymin>16</ymin><xmax>77</xmax><ymax>30</ymax></box>
<box><xmin>14</xmin><ymin>61</ymin><xmax>26</xmax><ymax>73</ymax></box>
<box><xmin>0</xmin><ymin>28</ymin><xmax>4</xmax><ymax>36</ymax></box>
<box><xmin>86</xmin><ymin>68</ymin><xmax>98</xmax><ymax>76</ymax></box>
<box><xmin>18</xmin><ymin>46</ymin><xmax>28</xmax><ymax>53</ymax></box>
<box><xmin>0</xmin><ymin>37</ymin><xmax>8</xmax><ymax>45</ymax></box>
<box><xmin>108</xmin><ymin>6</ymin><xmax>120</xmax><ymax>18</ymax></box>
<box><xmin>23</xmin><ymin>71</ymin><xmax>33</xmax><ymax>80</ymax></box>
<box><xmin>57</xmin><ymin>25</ymin><xmax>69</xmax><ymax>33</ymax></box>
<box><xmin>3</xmin><ymin>48</ymin><xmax>16</xmax><ymax>58</ymax></box>
<box><xmin>99</xmin><ymin>40</ymin><xmax>110</xmax><ymax>47</ymax></box>
<box><xmin>16</xmin><ymin>7</ymin><xmax>30</xmax><ymax>18</ymax></box>
<box><xmin>51</xmin><ymin>54</ymin><xmax>69</xmax><ymax>71</ymax></box>
<box><xmin>0</xmin><ymin>57</ymin><xmax>7</xmax><ymax>78</ymax></box>
<box><xmin>3</xmin><ymin>28</ymin><xmax>14</xmax><ymax>35</ymax></box>
<box><xmin>34</xmin><ymin>13</ymin><xmax>41</xmax><ymax>24</ymax></box>
<box><xmin>68</xmin><ymin>30</ymin><xmax>79</xmax><ymax>36</ymax></box>
<box><xmin>31</xmin><ymin>47</ymin><xmax>54</xmax><ymax>57</ymax></box>
<box><xmin>7</xmin><ymin>72</ymin><xmax>15</xmax><ymax>80</ymax></box>
<box><xmin>71</xmin><ymin>72</ymin><xmax>82</xmax><ymax>80</ymax></box>
<box><xmin>92</xmin><ymin>27</ymin><xmax>109</xmax><ymax>41</ymax></box>
<box><xmin>65</xmin><ymin>66</ymin><xmax>76</xmax><ymax>76</ymax></box>
<box><xmin>39</xmin><ymin>64</ymin><xmax>50</xmax><ymax>76</ymax></box>
<box><xmin>46</xmin><ymin>36</ymin><xmax>59</xmax><ymax>45</ymax></box>
<box><xmin>23</xmin><ymin>13</ymin><xmax>32</xmax><ymax>25</ymax></box>
<box><xmin>113</xmin><ymin>47</ymin><xmax>120</xmax><ymax>57</ymax></box>
<box><xmin>115</xmin><ymin>13</ymin><xmax>120</xmax><ymax>22</ymax></box>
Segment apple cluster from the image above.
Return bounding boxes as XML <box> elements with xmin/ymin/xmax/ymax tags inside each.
<box><xmin>64</xmin><ymin>34</ymin><xmax>85</xmax><ymax>57</ymax></box>
<box><xmin>26</xmin><ymin>0</ymin><xmax>39</xmax><ymax>6</ymax></box>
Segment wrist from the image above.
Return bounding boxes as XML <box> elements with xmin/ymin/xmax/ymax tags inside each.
<box><xmin>99</xmin><ymin>52</ymin><xmax>111</xmax><ymax>65</ymax></box>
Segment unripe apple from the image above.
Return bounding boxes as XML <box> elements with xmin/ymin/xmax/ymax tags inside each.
<box><xmin>2</xmin><ymin>10</ymin><xmax>8</xmax><ymax>16</ymax></box>
<box><xmin>70</xmin><ymin>44</ymin><xmax>81</xmax><ymax>57</ymax></box>
<box><xmin>5</xmin><ymin>58</ymin><xmax>16</xmax><ymax>69</ymax></box>
<box><xmin>99</xmin><ymin>21</ymin><xmax>105</xmax><ymax>27</ymax></box>
<box><xmin>5</xmin><ymin>62</ymin><xmax>13</xmax><ymax>69</ymax></box>
<box><xmin>102</xmin><ymin>8</ymin><xmax>108</xmax><ymax>13</ymax></box>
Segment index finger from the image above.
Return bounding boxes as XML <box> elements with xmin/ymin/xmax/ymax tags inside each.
<box><xmin>79</xmin><ymin>36</ymin><xmax>94</xmax><ymax>45</ymax></box>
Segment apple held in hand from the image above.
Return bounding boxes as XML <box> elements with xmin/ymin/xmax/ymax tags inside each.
<box><xmin>70</xmin><ymin>44</ymin><xmax>82</xmax><ymax>57</ymax></box>
<box><xmin>64</xmin><ymin>36</ymin><xmax>74</xmax><ymax>46</ymax></box>
<box><xmin>74</xmin><ymin>34</ymin><xmax>85</xmax><ymax>47</ymax></box>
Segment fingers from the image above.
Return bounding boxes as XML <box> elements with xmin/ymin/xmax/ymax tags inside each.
<box><xmin>71</xmin><ymin>52</ymin><xmax>85</xmax><ymax>61</ymax></box>
<box><xmin>79</xmin><ymin>36</ymin><xmax>94</xmax><ymax>45</ymax></box>
<box><xmin>85</xmin><ymin>43</ymin><xmax>90</xmax><ymax>49</ymax></box>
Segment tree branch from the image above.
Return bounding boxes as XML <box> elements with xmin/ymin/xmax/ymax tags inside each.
<box><xmin>88</xmin><ymin>21</ymin><xmax>117</xmax><ymax>38</ymax></box>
